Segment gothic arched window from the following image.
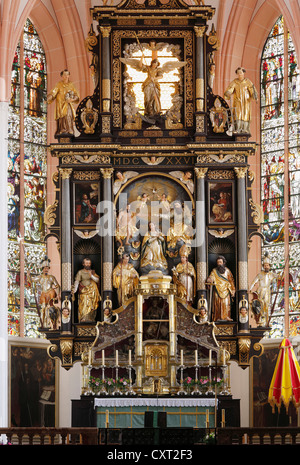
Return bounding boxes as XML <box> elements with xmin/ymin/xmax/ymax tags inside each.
<box><xmin>260</xmin><ymin>16</ymin><xmax>300</xmax><ymax>338</ymax></box>
<box><xmin>8</xmin><ymin>19</ymin><xmax>48</xmax><ymax>338</ymax></box>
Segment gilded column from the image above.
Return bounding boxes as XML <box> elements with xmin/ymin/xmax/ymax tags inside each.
<box><xmin>234</xmin><ymin>167</ymin><xmax>249</xmax><ymax>332</ymax></box>
<box><xmin>59</xmin><ymin>168</ymin><xmax>73</xmax><ymax>297</ymax></box>
<box><xmin>195</xmin><ymin>167</ymin><xmax>208</xmax><ymax>308</ymax></box>
<box><xmin>100</xmin><ymin>26</ymin><xmax>112</xmax><ymax>135</ymax></box>
<box><xmin>100</xmin><ymin>168</ymin><xmax>114</xmax><ymax>307</ymax></box>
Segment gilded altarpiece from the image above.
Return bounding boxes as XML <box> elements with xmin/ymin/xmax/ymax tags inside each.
<box><xmin>42</xmin><ymin>0</ymin><xmax>266</xmax><ymax>405</ymax></box>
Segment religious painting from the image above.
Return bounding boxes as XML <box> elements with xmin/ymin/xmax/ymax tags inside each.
<box><xmin>73</xmin><ymin>182</ymin><xmax>99</xmax><ymax>225</ymax></box>
<box><xmin>208</xmin><ymin>181</ymin><xmax>234</xmax><ymax>224</ymax></box>
<box><xmin>251</xmin><ymin>343</ymin><xmax>297</xmax><ymax>427</ymax></box>
<box><xmin>9</xmin><ymin>341</ymin><xmax>58</xmax><ymax>427</ymax></box>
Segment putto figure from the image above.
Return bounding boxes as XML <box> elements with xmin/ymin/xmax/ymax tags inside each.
<box><xmin>207</xmin><ymin>255</ymin><xmax>235</xmax><ymax>321</ymax></box>
<box><xmin>71</xmin><ymin>257</ymin><xmax>101</xmax><ymax>322</ymax></box>
<box><xmin>224</xmin><ymin>67</ymin><xmax>257</xmax><ymax>134</ymax></box>
<box><xmin>47</xmin><ymin>69</ymin><xmax>80</xmax><ymax>137</ymax></box>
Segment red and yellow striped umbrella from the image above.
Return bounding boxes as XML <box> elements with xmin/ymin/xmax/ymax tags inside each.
<box><xmin>268</xmin><ymin>338</ymin><xmax>300</xmax><ymax>413</ymax></box>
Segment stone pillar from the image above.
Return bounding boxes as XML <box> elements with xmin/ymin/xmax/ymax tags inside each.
<box><xmin>194</xmin><ymin>26</ymin><xmax>207</xmax><ymax>138</ymax></box>
<box><xmin>234</xmin><ymin>167</ymin><xmax>249</xmax><ymax>332</ymax></box>
<box><xmin>195</xmin><ymin>168</ymin><xmax>208</xmax><ymax>309</ymax></box>
<box><xmin>100</xmin><ymin>26</ymin><xmax>112</xmax><ymax>136</ymax></box>
<box><xmin>100</xmin><ymin>168</ymin><xmax>114</xmax><ymax>306</ymax></box>
<box><xmin>0</xmin><ymin>101</ymin><xmax>9</xmax><ymax>428</ymax></box>
<box><xmin>59</xmin><ymin>168</ymin><xmax>73</xmax><ymax>303</ymax></box>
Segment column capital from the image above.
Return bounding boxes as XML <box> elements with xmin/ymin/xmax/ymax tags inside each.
<box><xmin>194</xmin><ymin>25</ymin><xmax>207</xmax><ymax>38</ymax></box>
<box><xmin>100</xmin><ymin>167</ymin><xmax>114</xmax><ymax>179</ymax></box>
<box><xmin>234</xmin><ymin>166</ymin><xmax>248</xmax><ymax>179</ymax></box>
<box><xmin>195</xmin><ymin>167</ymin><xmax>208</xmax><ymax>179</ymax></box>
<box><xmin>59</xmin><ymin>167</ymin><xmax>73</xmax><ymax>180</ymax></box>
<box><xmin>100</xmin><ymin>26</ymin><xmax>111</xmax><ymax>37</ymax></box>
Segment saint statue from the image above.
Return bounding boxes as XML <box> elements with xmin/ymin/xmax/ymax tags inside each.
<box><xmin>119</xmin><ymin>56</ymin><xmax>186</xmax><ymax>121</ymax></box>
<box><xmin>47</xmin><ymin>69</ymin><xmax>80</xmax><ymax>137</ymax></box>
<box><xmin>113</xmin><ymin>253</ymin><xmax>139</xmax><ymax>306</ymax></box>
<box><xmin>250</xmin><ymin>253</ymin><xmax>277</xmax><ymax>326</ymax></box>
<box><xmin>27</xmin><ymin>256</ymin><xmax>60</xmax><ymax>329</ymax></box>
<box><xmin>207</xmin><ymin>255</ymin><xmax>235</xmax><ymax>321</ymax></box>
<box><xmin>224</xmin><ymin>67</ymin><xmax>258</xmax><ymax>134</ymax></box>
<box><xmin>116</xmin><ymin>204</ymin><xmax>138</xmax><ymax>246</ymax></box>
<box><xmin>172</xmin><ymin>245</ymin><xmax>196</xmax><ymax>305</ymax></box>
<box><xmin>71</xmin><ymin>257</ymin><xmax>101</xmax><ymax>322</ymax></box>
<box><xmin>140</xmin><ymin>222</ymin><xmax>168</xmax><ymax>274</ymax></box>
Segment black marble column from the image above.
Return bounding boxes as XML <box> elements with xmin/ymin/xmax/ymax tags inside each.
<box><xmin>194</xmin><ymin>26</ymin><xmax>207</xmax><ymax>137</ymax></box>
<box><xmin>195</xmin><ymin>167</ymin><xmax>208</xmax><ymax>311</ymax></box>
<box><xmin>59</xmin><ymin>167</ymin><xmax>73</xmax><ymax>332</ymax></box>
<box><xmin>234</xmin><ymin>167</ymin><xmax>249</xmax><ymax>332</ymax></box>
<box><xmin>100</xmin><ymin>168</ymin><xmax>114</xmax><ymax>308</ymax></box>
<box><xmin>100</xmin><ymin>26</ymin><xmax>112</xmax><ymax>136</ymax></box>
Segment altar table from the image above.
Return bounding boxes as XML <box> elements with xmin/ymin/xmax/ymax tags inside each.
<box><xmin>94</xmin><ymin>397</ymin><xmax>217</xmax><ymax>428</ymax></box>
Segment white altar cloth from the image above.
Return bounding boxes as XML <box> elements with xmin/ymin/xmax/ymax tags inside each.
<box><xmin>94</xmin><ymin>397</ymin><xmax>217</xmax><ymax>408</ymax></box>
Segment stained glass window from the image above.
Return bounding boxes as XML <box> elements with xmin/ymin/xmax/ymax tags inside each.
<box><xmin>8</xmin><ymin>19</ymin><xmax>47</xmax><ymax>338</ymax></box>
<box><xmin>260</xmin><ymin>16</ymin><xmax>300</xmax><ymax>338</ymax></box>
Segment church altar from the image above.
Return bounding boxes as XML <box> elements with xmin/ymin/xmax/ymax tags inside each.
<box><xmin>94</xmin><ymin>397</ymin><xmax>217</xmax><ymax>428</ymax></box>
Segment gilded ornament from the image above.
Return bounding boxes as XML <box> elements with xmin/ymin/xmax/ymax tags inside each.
<box><xmin>44</xmin><ymin>200</ymin><xmax>58</xmax><ymax>226</ymax></box>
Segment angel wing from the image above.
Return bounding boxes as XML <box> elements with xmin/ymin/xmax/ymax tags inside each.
<box><xmin>119</xmin><ymin>57</ymin><xmax>145</xmax><ymax>72</ymax></box>
<box><xmin>209</xmin><ymin>229</ymin><xmax>234</xmax><ymax>238</ymax></box>
<box><xmin>160</xmin><ymin>60</ymin><xmax>186</xmax><ymax>75</ymax></box>
<box><xmin>169</xmin><ymin>171</ymin><xmax>184</xmax><ymax>180</ymax></box>
<box><xmin>74</xmin><ymin>230</ymin><xmax>98</xmax><ymax>239</ymax></box>
<box><xmin>209</xmin><ymin>154</ymin><xmax>233</xmax><ymax>163</ymax></box>
<box><xmin>123</xmin><ymin>171</ymin><xmax>139</xmax><ymax>180</ymax></box>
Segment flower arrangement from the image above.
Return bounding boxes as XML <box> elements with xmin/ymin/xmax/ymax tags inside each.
<box><xmin>204</xmin><ymin>432</ymin><xmax>215</xmax><ymax>445</ymax></box>
<box><xmin>89</xmin><ymin>376</ymin><xmax>129</xmax><ymax>393</ymax></box>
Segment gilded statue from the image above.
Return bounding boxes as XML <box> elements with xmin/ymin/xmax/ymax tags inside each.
<box><xmin>27</xmin><ymin>256</ymin><xmax>60</xmax><ymax>329</ymax></box>
<box><xmin>140</xmin><ymin>222</ymin><xmax>168</xmax><ymax>274</ymax></box>
<box><xmin>47</xmin><ymin>69</ymin><xmax>80</xmax><ymax>137</ymax></box>
<box><xmin>224</xmin><ymin>67</ymin><xmax>257</xmax><ymax>134</ymax></box>
<box><xmin>71</xmin><ymin>257</ymin><xmax>101</xmax><ymax>322</ymax></box>
<box><xmin>250</xmin><ymin>253</ymin><xmax>277</xmax><ymax>326</ymax></box>
<box><xmin>207</xmin><ymin>255</ymin><xmax>235</xmax><ymax>321</ymax></box>
<box><xmin>172</xmin><ymin>245</ymin><xmax>196</xmax><ymax>305</ymax></box>
<box><xmin>113</xmin><ymin>253</ymin><xmax>139</xmax><ymax>307</ymax></box>
<box><xmin>116</xmin><ymin>204</ymin><xmax>138</xmax><ymax>246</ymax></box>
<box><xmin>119</xmin><ymin>56</ymin><xmax>186</xmax><ymax>121</ymax></box>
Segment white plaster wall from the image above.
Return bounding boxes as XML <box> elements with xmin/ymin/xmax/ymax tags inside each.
<box><xmin>58</xmin><ymin>362</ymin><xmax>82</xmax><ymax>427</ymax></box>
<box><xmin>230</xmin><ymin>361</ymin><xmax>250</xmax><ymax>427</ymax></box>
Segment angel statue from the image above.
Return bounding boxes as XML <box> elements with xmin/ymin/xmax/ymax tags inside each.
<box><xmin>119</xmin><ymin>56</ymin><xmax>186</xmax><ymax>122</ymax></box>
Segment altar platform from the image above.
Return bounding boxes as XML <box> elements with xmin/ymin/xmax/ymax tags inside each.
<box><xmin>72</xmin><ymin>396</ymin><xmax>240</xmax><ymax>429</ymax></box>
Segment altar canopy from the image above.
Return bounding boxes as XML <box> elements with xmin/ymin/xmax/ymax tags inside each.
<box><xmin>268</xmin><ymin>338</ymin><xmax>300</xmax><ymax>413</ymax></box>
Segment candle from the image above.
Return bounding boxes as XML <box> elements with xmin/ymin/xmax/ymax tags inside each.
<box><xmin>222</xmin><ymin>409</ymin><xmax>225</xmax><ymax>424</ymax></box>
<box><xmin>206</xmin><ymin>409</ymin><xmax>209</xmax><ymax>426</ymax></box>
<box><xmin>180</xmin><ymin>350</ymin><xmax>183</xmax><ymax>366</ymax></box>
<box><xmin>129</xmin><ymin>349</ymin><xmax>132</xmax><ymax>366</ymax></box>
<box><xmin>105</xmin><ymin>410</ymin><xmax>109</xmax><ymax>427</ymax></box>
<box><xmin>195</xmin><ymin>350</ymin><xmax>198</xmax><ymax>366</ymax></box>
<box><xmin>209</xmin><ymin>350</ymin><xmax>212</xmax><ymax>366</ymax></box>
<box><xmin>223</xmin><ymin>349</ymin><xmax>226</xmax><ymax>366</ymax></box>
<box><xmin>116</xmin><ymin>349</ymin><xmax>118</xmax><ymax>366</ymax></box>
<box><xmin>88</xmin><ymin>349</ymin><xmax>92</xmax><ymax>366</ymax></box>
<box><xmin>102</xmin><ymin>350</ymin><xmax>105</xmax><ymax>366</ymax></box>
